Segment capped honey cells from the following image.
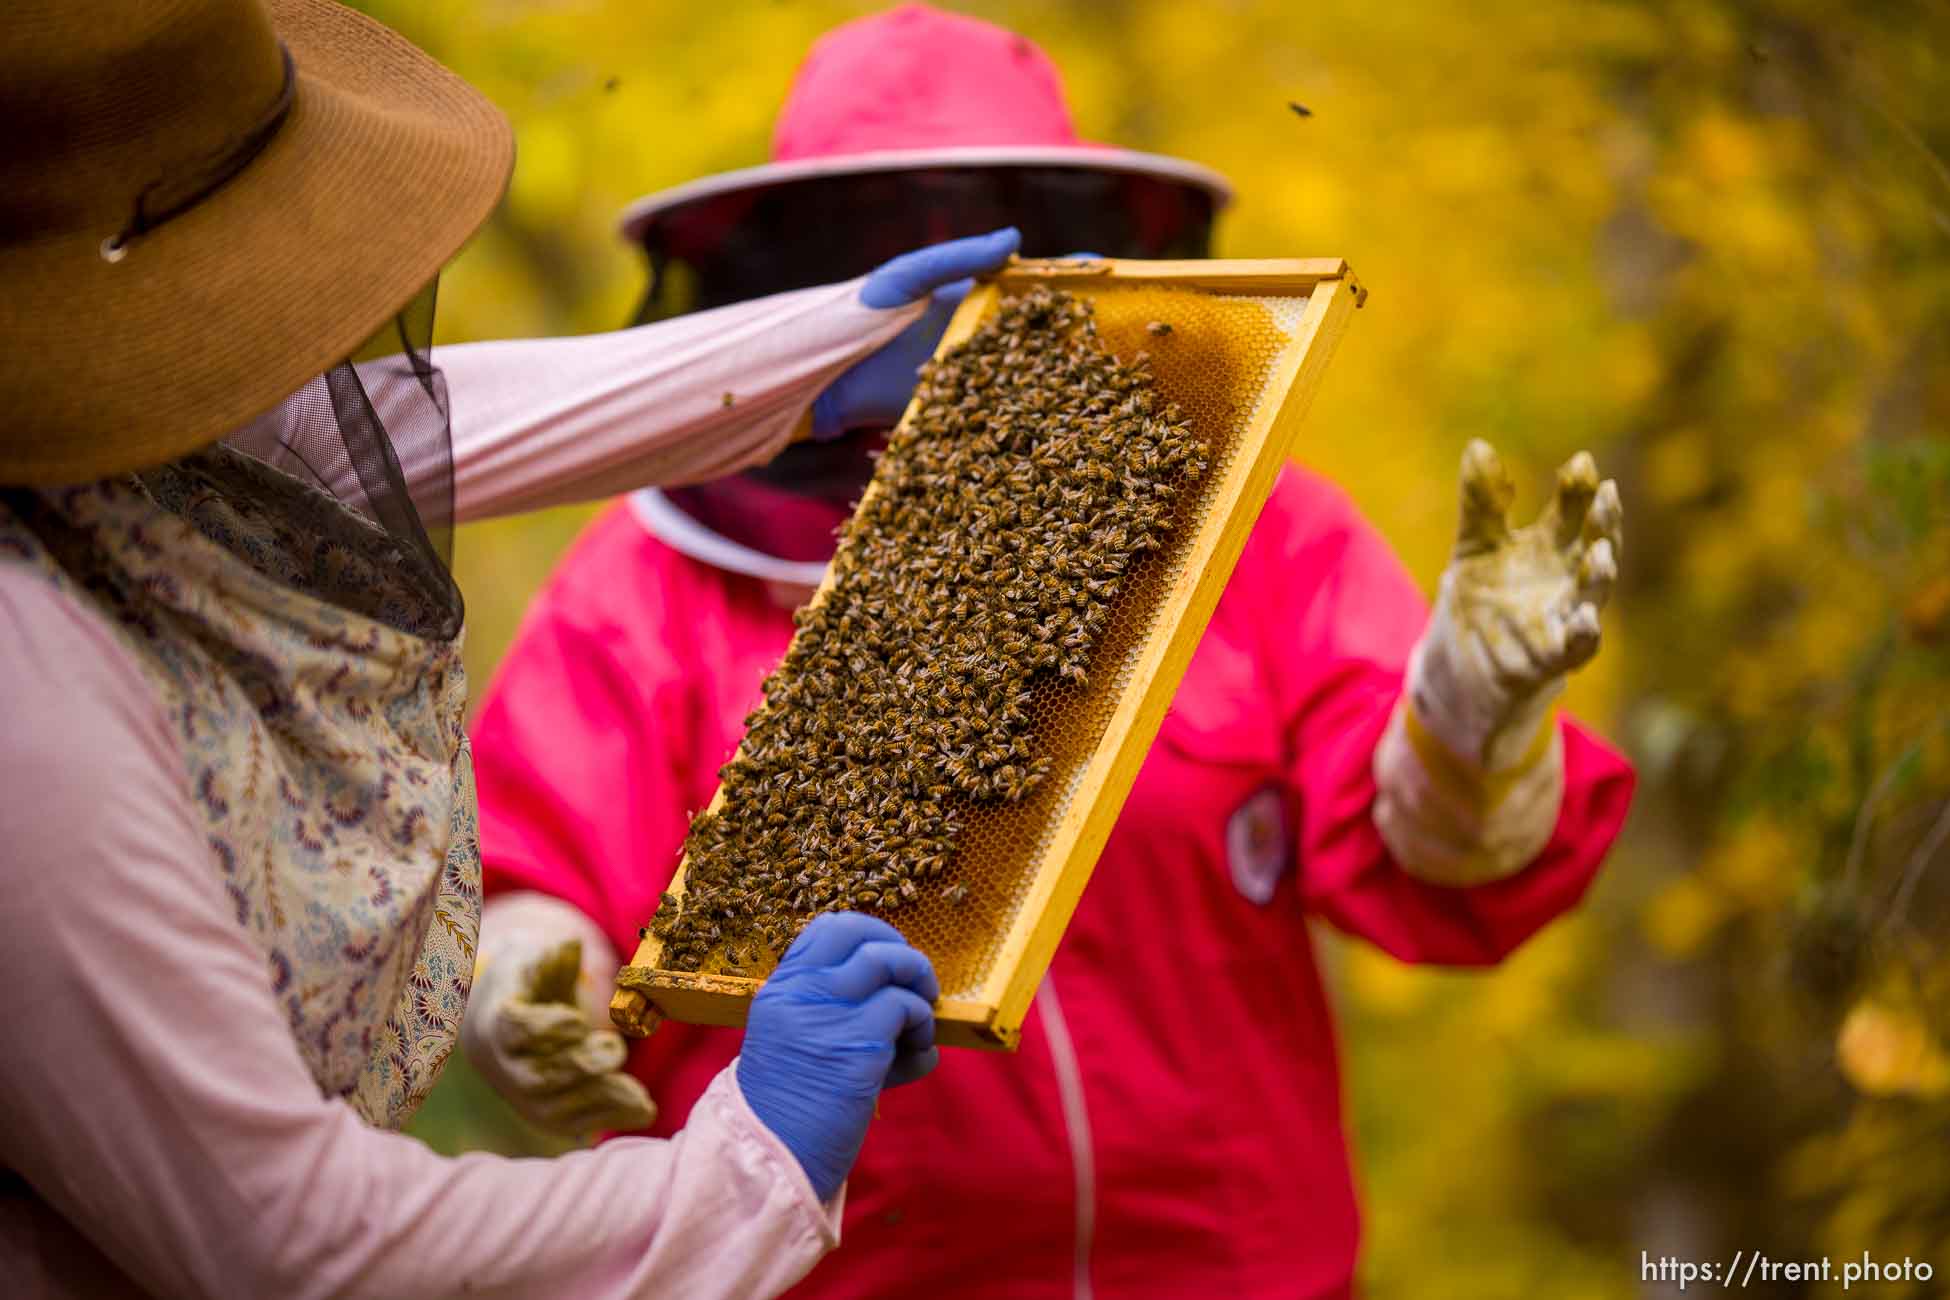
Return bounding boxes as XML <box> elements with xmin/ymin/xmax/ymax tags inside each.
<box><xmin>649</xmin><ymin>287</ymin><xmax>1209</xmax><ymax>973</ymax></box>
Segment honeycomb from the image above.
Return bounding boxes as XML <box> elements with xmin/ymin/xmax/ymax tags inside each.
<box><xmin>642</xmin><ymin>281</ymin><xmax>1307</xmax><ymax>1002</ymax></box>
<box><xmin>911</xmin><ymin>284</ymin><xmax>1306</xmax><ymax>998</ymax></box>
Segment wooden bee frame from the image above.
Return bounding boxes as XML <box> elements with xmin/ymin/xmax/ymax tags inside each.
<box><xmin>613</xmin><ymin>257</ymin><xmax>1364</xmax><ymax>1050</ymax></box>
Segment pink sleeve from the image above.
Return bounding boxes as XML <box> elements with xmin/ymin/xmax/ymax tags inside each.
<box><xmin>437</xmin><ymin>277</ymin><xmax>923</xmax><ymax>521</ymax></box>
<box><xmin>0</xmin><ymin>568</ymin><xmax>837</xmax><ymax>1300</ymax></box>
<box><xmin>1260</xmin><ymin>470</ymin><xmax>1637</xmax><ymax>966</ymax></box>
<box><xmin>469</xmin><ymin>547</ymin><xmax>700</xmax><ymax>958</ymax></box>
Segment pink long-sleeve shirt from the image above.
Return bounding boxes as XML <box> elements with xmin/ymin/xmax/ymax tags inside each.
<box><xmin>0</xmin><ymin>279</ymin><xmax>922</xmax><ymax>1299</ymax></box>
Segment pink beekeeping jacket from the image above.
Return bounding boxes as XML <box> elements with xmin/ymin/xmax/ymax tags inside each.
<box><xmin>471</xmin><ymin>465</ymin><xmax>1636</xmax><ymax>1299</ymax></box>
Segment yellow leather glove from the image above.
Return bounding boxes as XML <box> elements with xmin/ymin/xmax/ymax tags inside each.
<box><xmin>1373</xmin><ymin>440</ymin><xmax>1622</xmax><ymax>886</ymax></box>
<box><xmin>460</xmin><ymin>892</ymin><xmax>658</xmax><ymax>1136</ymax></box>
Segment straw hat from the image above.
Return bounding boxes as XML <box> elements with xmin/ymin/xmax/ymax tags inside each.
<box><xmin>0</xmin><ymin>0</ymin><xmax>514</xmax><ymax>485</ymax></box>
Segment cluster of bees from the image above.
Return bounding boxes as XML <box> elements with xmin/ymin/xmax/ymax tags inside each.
<box><xmin>651</xmin><ymin>288</ymin><xmax>1208</xmax><ymax>974</ymax></box>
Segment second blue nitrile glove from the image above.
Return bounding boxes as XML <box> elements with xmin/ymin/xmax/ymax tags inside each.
<box><xmin>810</xmin><ymin>227</ymin><xmax>1021</xmax><ymax>440</ymax></box>
<box><xmin>735</xmin><ymin>912</ymin><xmax>941</xmax><ymax>1202</ymax></box>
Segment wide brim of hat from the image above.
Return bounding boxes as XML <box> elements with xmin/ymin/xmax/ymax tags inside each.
<box><xmin>616</xmin><ymin>145</ymin><xmax>1234</xmax><ymax>244</ymax></box>
<box><xmin>0</xmin><ymin>0</ymin><xmax>514</xmax><ymax>486</ymax></box>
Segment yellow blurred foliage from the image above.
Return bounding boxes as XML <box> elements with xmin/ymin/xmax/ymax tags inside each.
<box><xmin>1706</xmin><ymin>819</ymin><xmax>1799</xmax><ymax>909</ymax></box>
<box><xmin>1644</xmin><ymin>875</ymin><xmax>1728</xmax><ymax>959</ymax></box>
<box><xmin>1837</xmin><ymin>1000</ymin><xmax>1950</xmax><ymax>1098</ymax></box>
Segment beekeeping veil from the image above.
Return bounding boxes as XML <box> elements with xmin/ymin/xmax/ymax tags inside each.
<box><xmin>616</xmin><ymin>3</ymin><xmax>1231</xmax><ymax>577</ymax></box>
<box><xmin>221</xmin><ymin>281</ymin><xmax>463</xmax><ymax>637</ymax></box>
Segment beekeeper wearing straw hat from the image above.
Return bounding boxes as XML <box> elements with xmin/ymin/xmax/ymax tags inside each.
<box><xmin>0</xmin><ymin>2</ymin><xmax>1023</xmax><ymax>1295</ymax></box>
<box><xmin>465</xmin><ymin>6</ymin><xmax>1636</xmax><ymax>1297</ymax></box>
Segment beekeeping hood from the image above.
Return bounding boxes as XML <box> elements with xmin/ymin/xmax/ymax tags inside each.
<box><xmin>619</xmin><ymin>2</ymin><xmax>1233</xmax><ymax>580</ymax></box>
<box><xmin>0</xmin><ymin>0</ymin><xmax>515</xmax><ymax>636</ymax></box>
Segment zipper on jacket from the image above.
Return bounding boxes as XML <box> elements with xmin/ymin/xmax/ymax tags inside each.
<box><xmin>1036</xmin><ymin>977</ymin><xmax>1096</xmax><ymax>1300</ymax></box>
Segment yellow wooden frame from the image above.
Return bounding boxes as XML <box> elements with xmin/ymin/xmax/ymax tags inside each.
<box><xmin>613</xmin><ymin>256</ymin><xmax>1364</xmax><ymax>1049</ymax></box>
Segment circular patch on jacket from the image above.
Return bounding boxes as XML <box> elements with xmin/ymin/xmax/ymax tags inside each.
<box><xmin>1226</xmin><ymin>784</ymin><xmax>1291</xmax><ymax>905</ymax></box>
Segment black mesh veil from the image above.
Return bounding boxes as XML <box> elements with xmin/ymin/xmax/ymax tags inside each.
<box><xmin>222</xmin><ymin>279</ymin><xmax>463</xmax><ymax>640</ymax></box>
<box><xmin>627</xmin><ymin>164</ymin><xmax>1219</xmax><ymax>561</ymax></box>
<box><xmin>628</xmin><ymin>164</ymin><xmax>1217</xmax><ymax>322</ymax></box>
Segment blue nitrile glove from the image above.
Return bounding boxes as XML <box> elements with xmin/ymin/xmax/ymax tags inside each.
<box><xmin>736</xmin><ymin>912</ymin><xmax>941</xmax><ymax>1202</ymax></box>
<box><xmin>810</xmin><ymin>227</ymin><xmax>1022</xmax><ymax>440</ymax></box>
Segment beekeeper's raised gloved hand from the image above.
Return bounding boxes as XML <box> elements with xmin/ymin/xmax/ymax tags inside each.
<box><xmin>737</xmin><ymin>912</ymin><xmax>940</xmax><ymax>1202</ymax></box>
<box><xmin>461</xmin><ymin>893</ymin><xmax>658</xmax><ymax>1136</ymax></box>
<box><xmin>1374</xmin><ymin>439</ymin><xmax>1623</xmax><ymax>886</ymax></box>
<box><xmin>810</xmin><ymin>227</ymin><xmax>1021</xmax><ymax>439</ymax></box>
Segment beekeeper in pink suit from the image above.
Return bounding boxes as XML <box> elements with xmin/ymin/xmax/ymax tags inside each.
<box><xmin>467</xmin><ymin>7</ymin><xmax>1637</xmax><ymax>1297</ymax></box>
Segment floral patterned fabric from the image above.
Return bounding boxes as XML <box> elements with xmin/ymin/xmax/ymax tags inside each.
<box><xmin>0</xmin><ymin>446</ymin><xmax>479</xmax><ymax>1129</ymax></box>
